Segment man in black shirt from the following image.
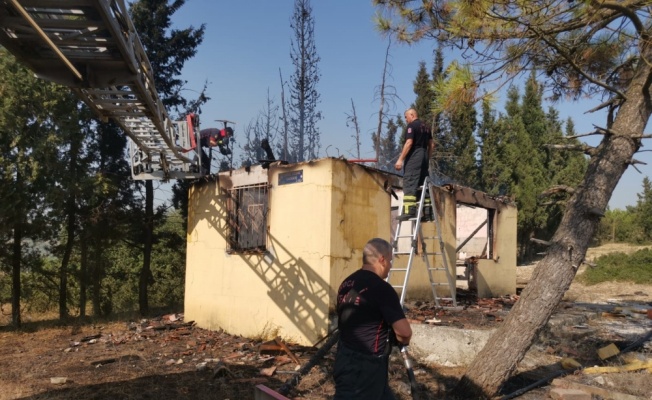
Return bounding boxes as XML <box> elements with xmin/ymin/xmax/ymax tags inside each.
<box><xmin>334</xmin><ymin>238</ymin><xmax>412</xmax><ymax>400</ymax></box>
<box><xmin>395</xmin><ymin>108</ymin><xmax>435</xmax><ymax>220</ymax></box>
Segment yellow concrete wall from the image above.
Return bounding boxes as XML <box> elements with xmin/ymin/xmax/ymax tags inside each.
<box><xmin>185</xmin><ymin>159</ymin><xmax>392</xmax><ymax>346</ymax></box>
<box><xmin>475</xmin><ymin>205</ymin><xmax>518</xmax><ymax>298</ymax></box>
<box><xmin>329</xmin><ymin>160</ymin><xmax>392</xmax><ymax>294</ymax></box>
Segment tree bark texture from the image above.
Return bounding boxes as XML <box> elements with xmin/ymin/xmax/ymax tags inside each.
<box><xmin>79</xmin><ymin>234</ymin><xmax>88</xmax><ymax>318</ymax></box>
<box><xmin>454</xmin><ymin>47</ymin><xmax>652</xmax><ymax>399</ymax></box>
<box><xmin>139</xmin><ymin>180</ymin><xmax>154</xmax><ymax>315</ymax></box>
<box><xmin>11</xmin><ymin>221</ymin><xmax>22</xmax><ymax>328</ymax></box>
<box><xmin>59</xmin><ymin>195</ymin><xmax>76</xmax><ymax>320</ymax></box>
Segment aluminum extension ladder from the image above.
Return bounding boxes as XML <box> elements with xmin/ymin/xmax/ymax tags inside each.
<box><xmin>389</xmin><ymin>176</ymin><xmax>457</xmax><ymax>308</ymax></box>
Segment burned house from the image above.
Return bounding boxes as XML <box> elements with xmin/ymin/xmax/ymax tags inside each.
<box><xmin>184</xmin><ymin>157</ymin><xmax>517</xmax><ymax>346</ymax></box>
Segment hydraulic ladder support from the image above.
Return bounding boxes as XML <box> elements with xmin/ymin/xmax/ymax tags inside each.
<box><xmin>389</xmin><ymin>177</ymin><xmax>457</xmax><ymax>308</ymax></box>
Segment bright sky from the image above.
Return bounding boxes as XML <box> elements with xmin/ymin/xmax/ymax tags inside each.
<box><xmin>165</xmin><ymin>0</ymin><xmax>651</xmax><ymax>210</ymax></box>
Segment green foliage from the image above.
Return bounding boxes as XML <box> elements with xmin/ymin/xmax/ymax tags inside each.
<box><xmin>635</xmin><ymin>177</ymin><xmax>652</xmax><ymax>240</ymax></box>
<box><xmin>409</xmin><ymin>56</ymin><xmax>592</xmax><ymax>260</ymax></box>
<box><xmin>376</xmin><ymin>116</ymin><xmax>402</xmax><ymax>172</ymax></box>
<box><xmin>446</xmin><ymin>99</ymin><xmax>478</xmax><ymax>187</ymax></box>
<box><xmin>413</xmin><ymin>61</ymin><xmax>434</xmax><ymax>125</ymax></box>
<box><xmin>578</xmin><ymin>249</ymin><xmax>652</xmax><ymax>285</ymax></box>
<box><xmin>149</xmin><ymin>210</ymin><xmax>186</xmax><ymax>308</ymax></box>
<box><xmin>129</xmin><ymin>0</ymin><xmax>206</xmax><ymax>116</ymax></box>
<box><xmin>595</xmin><ymin>178</ymin><xmax>652</xmax><ymax>245</ymax></box>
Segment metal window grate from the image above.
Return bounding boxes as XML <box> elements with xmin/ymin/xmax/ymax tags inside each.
<box><xmin>226</xmin><ymin>183</ymin><xmax>269</xmax><ymax>253</ymax></box>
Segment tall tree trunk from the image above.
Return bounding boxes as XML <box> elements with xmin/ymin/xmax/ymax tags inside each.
<box><xmin>59</xmin><ymin>195</ymin><xmax>76</xmax><ymax>320</ymax></box>
<box><xmin>375</xmin><ymin>39</ymin><xmax>391</xmax><ymax>168</ymax></box>
<box><xmin>279</xmin><ymin>68</ymin><xmax>289</xmax><ymax>161</ymax></box>
<box><xmin>139</xmin><ymin>180</ymin><xmax>154</xmax><ymax>315</ymax></box>
<box><xmin>79</xmin><ymin>234</ymin><xmax>88</xmax><ymax>318</ymax></box>
<box><xmin>92</xmin><ymin>256</ymin><xmax>102</xmax><ymax>316</ymax></box>
<box><xmin>454</xmin><ymin>48</ymin><xmax>652</xmax><ymax>399</ymax></box>
<box><xmin>11</xmin><ymin>221</ymin><xmax>22</xmax><ymax>328</ymax></box>
<box><xmin>59</xmin><ymin>136</ymin><xmax>80</xmax><ymax>320</ymax></box>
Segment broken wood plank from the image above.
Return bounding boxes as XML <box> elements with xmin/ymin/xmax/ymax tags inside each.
<box><xmin>274</xmin><ymin>337</ymin><xmax>301</xmax><ymax>366</ymax></box>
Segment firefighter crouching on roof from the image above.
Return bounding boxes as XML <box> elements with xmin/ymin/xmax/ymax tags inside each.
<box><xmin>198</xmin><ymin>127</ymin><xmax>233</xmax><ymax>172</ymax></box>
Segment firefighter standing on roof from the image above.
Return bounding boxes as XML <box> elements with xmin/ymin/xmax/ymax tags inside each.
<box><xmin>395</xmin><ymin>108</ymin><xmax>435</xmax><ymax>221</ymax></box>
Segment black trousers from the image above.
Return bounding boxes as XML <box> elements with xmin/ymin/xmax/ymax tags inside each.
<box><xmin>401</xmin><ymin>148</ymin><xmax>429</xmax><ymax>214</ymax></box>
<box><xmin>403</xmin><ymin>147</ymin><xmax>428</xmax><ymax>196</ymax></box>
<box><xmin>333</xmin><ymin>344</ymin><xmax>396</xmax><ymax>400</ymax></box>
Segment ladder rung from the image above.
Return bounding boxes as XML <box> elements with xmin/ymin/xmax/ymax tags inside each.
<box><xmin>390</xmin><ymin>177</ymin><xmax>457</xmax><ymax>308</ymax></box>
<box><xmin>394</xmin><ymin>234</ymin><xmax>417</xmax><ymax>239</ymax></box>
<box><xmin>421</xmin><ymin>252</ymin><xmax>444</xmax><ymax>256</ymax></box>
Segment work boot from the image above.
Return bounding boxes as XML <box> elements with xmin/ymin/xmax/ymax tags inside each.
<box><xmin>397</xmin><ymin>206</ymin><xmax>416</xmax><ymax>221</ymax></box>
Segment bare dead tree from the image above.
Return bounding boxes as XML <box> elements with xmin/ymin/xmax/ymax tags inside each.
<box><xmin>345</xmin><ymin>98</ymin><xmax>362</xmax><ymax>159</ymax></box>
<box><xmin>279</xmin><ymin>68</ymin><xmax>289</xmax><ymax>161</ymax></box>
<box><xmin>373</xmin><ymin>37</ymin><xmax>395</xmax><ymax>169</ymax></box>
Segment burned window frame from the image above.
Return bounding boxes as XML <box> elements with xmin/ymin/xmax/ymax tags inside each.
<box><xmin>226</xmin><ymin>183</ymin><xmax>269</xmax><ymax>253</ymax></box>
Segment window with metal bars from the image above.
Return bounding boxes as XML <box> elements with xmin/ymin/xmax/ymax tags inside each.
<box><xmin>226</xmin><ymin>183</ymin><xmax>269</xmax><ymax>253</ymax></box>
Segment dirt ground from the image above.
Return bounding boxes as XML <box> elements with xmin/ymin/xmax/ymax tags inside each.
<box><xmin>1</xmin><ymin>244</ymin><xmax>651</xmax><ymax>400</ymax></box>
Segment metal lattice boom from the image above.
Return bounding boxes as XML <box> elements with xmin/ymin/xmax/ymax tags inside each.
<box><xmin>0</xmin><ymin>0</ymin><xmax>203</xmax><ymax>180</ymax></box>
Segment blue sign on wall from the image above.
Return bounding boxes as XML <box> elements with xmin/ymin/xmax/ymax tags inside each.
<box><xmin>278</xmin><ymin>170</ymin><xmax>303</xmax><ymax>185</ymax></box>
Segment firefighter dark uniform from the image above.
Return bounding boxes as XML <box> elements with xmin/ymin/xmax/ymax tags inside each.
<box><xmin>396</xmin><ymin>110</ymin><xmax>433</xmax><ymax>221</ymax></box>
<box><xmin>198</xmin><ymin>127</ymin><xmax>233</xmax><ymax>172</ymax></box>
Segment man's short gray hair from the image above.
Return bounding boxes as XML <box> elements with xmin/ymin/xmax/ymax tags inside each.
<box><xmin>362</xmin><ymin>238</ymin><xmax>392</xmax><ymax>264</ymax></box>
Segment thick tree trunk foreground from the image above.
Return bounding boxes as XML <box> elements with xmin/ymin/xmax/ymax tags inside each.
<box><xmin>453</xmin><ymin>55</ymin><xmax>652</xmax><ymax>398</ymax></box>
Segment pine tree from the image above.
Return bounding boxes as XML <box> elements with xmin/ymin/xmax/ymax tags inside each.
<box><xmin>477</xmin><ymin>98</ymin><xmax>509</xmax><ymax>196</ymax></box>
<box><xmin>413</xmin><ymin>61</ymin><xmax>433</xmax><ymax>126</ymax></box>
<box><xmin>0</xmin><ymin>49</ymin><xmax>71</xmax><ymax>326</ymax></box>
<box><xmin>447</xmin><ymin>100</ymin><xmax>479</xmax><ymax>187</ymax></box>
<box><xmin>501</xmin><ymin>85</ymin><xmax>546</xmax><ymax>260</ymax></box>
<box><xmin>429</xmin><ymin>44</ymin><xmax>448</xmax><ymax>178</ymax></box>
<box><xmin>376</xmin><ymin>2</ymin><xmax>652</xmax><ymax>396</ymax></box>
<box><xmin>288</xmin><ymin>0</ymin><xmax>322</xmax><ymax>162</ymax></box>
<box><xmin>635</xmin><ymin>177</ymin><xmax>652</xmax><ymax>241</ymax></box>
<box><xmin>377</xmin><ymin>116</ymin><xmax>401</xmax><ymax>172</ymax></box>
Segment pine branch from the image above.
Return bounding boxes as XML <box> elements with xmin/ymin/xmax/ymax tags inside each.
<box><xmin>538</xmin><ymin>185</ymin><xmax>575</xmax><ymax>199</ymax></box>
<box><xmin>596</xmin><ymin>1</ymin><xmax>647</xmax><ymax>39</ymax></box>
<box><xmin>585</xmin><ymin>98</ymin><xmax>622</xmax><ymax>114</ymax></box>
<box><xmin>544</xmin><ymin>144</ymin><xmax>598</xmax><ymax>156</ymax></box>
<box><xmin>528</xmin><ymin>24</ymin><xmax>626</xmax><ymax>100</ymax></box>
<box><xmin>627</xmin><ymin>158</ymin><xmax>647</xmax><ymax>166</ymax></box>
<box><xmin>563</xmin><ymin>131</ymin><xmax>605</xmax><ymax>139</ymax></box>
<box><xmin>530</xmin><ymin>238</ymin><xmax>552</xmax><ymax>246</ymax></box>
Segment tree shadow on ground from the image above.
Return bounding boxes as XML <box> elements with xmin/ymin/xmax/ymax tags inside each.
<box><xmin>18</xmin><ymin>364</ymin><xmax>281</xmax><ymax>400</ymax></box>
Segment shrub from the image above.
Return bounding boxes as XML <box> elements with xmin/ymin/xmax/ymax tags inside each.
<box><xmin>578</xmin><ymin>248</ymin><xmax>652</xmax><ymax>285</ymax></box>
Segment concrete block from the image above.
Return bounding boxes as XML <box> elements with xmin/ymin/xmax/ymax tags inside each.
<box><xmin>549</xmin><ymin>388</ymin><xmax>591</xmax><ymax>400</ymax></box>
<box><xmin>409</xmin><ymin>324</ymin><xmax>495</xmax><ymax>367</ymax></box>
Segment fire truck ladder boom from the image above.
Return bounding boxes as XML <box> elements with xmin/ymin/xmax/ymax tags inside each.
<box><xmin>0</xmin><ymin>0</ymin><xmax>204</xmax><ymax>180</ymax></box>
